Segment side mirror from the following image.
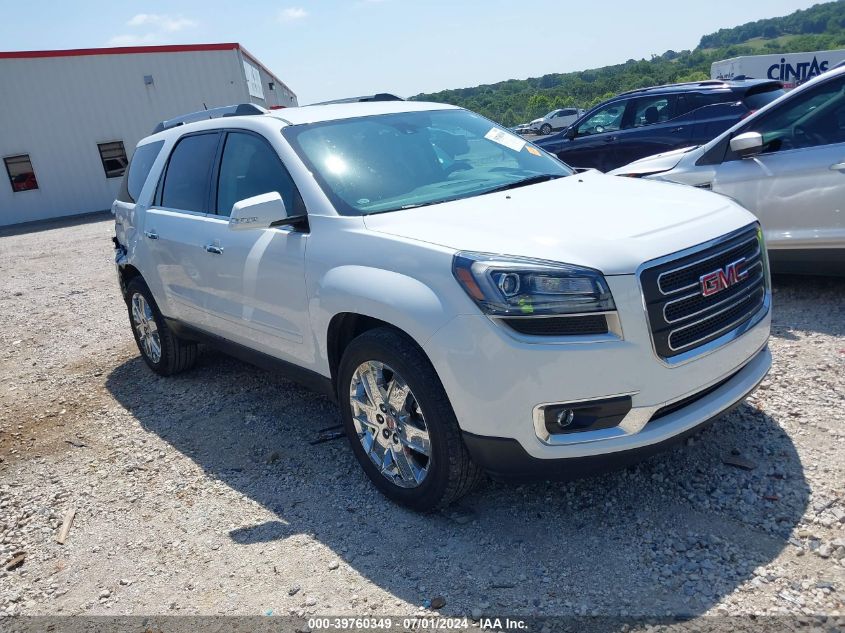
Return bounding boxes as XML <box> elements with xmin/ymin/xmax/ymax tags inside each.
<box><xmin>730</xmin><ymin>131</ymin><xmax>763</xmax><ymax>158</ymax></box>
<box><xmin>566</xmin><ymin>126</ymin><xmax>577</xmax><ymax>140</ymax></box>
<box><xmin>228</xmin><ymin>192</ymin><xmax>288</xmax><ymax>231</ymax></box>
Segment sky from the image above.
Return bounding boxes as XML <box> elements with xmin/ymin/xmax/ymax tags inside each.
<box><xmin>0</xmin><ymin>0</ymin><xmax>825</xmax><ymax>103</ymax></box>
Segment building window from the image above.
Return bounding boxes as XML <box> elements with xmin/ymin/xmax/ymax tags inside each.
<box><xmin>4</xmin><ymin>154</ymin><xmax>38</xmax><ymax>192</ymax></box>
<box><xmin>243</xmin><ymin>60</ymin><xmax>264</xmax><ymax>100</ymax></box>
<box><xmin>98</xmin><ymin>141</ymin><xmax>129</xmax><ymax>179</ymax></box>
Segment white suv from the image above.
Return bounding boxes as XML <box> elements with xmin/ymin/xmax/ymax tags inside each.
<box><xmin>529</xmin><ymin>108</ymin><xmax>584</xmax><ymax>135</ymax></box>
<box><xmin>113</xmin><ymin>100</ymin><xmax>772</xmax><ymax>510</ymax></box>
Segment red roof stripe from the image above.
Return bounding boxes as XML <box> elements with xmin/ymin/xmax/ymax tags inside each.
<box><xmin>0</xmin><ymin>43</ymin><xmax>240</xmax><ymax>59</ymax></box>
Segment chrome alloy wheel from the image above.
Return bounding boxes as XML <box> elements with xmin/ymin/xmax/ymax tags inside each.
<box><xmin>349</xmin><ymin>361</ymin><xmax>431</xmax><ymax>488</ymax></box>
<box><xmin>131</xmin><ymin>292</ymin><xmax>162</xmax><ymax>364</ymax></box>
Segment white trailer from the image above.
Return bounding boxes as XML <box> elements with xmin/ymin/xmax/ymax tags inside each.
<box><xmin>711</xmin><ymin>48</ymin><xmax>845</xmax><ymax>89</ymax></box>
<box><xmin>0</xmin><ymin>43</ymin><xmax>297</xmax><ymax>227</ymax></box>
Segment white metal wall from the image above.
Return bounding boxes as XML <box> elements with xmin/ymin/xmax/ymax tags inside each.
<box><xmin>0</xmin><ymin>48</ymin><xmax>296</xmax><ymax>226</ymax></box>
<box><xmin>240</xmin><ymin>51</ymin><xmax>298</xmax><ymax>109</ymax></box>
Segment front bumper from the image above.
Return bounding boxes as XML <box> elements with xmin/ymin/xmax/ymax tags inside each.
<box><xmin>462</xmin><ymin>345</ymin><xmax>769</xmax><ymax>481</ymax></box>
<box><xmin>423</xmin><ymin>273</ymin><xmax>771</xmax><ymax>468</ymax></box>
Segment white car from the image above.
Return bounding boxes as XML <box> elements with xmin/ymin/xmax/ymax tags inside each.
<box><xmin>610</xmin><ymin>65</ymin><xmax>845</xmax><ymax>274</ymax></box>
<box><xmin>529</xmin><ymin>108</ymin><xmax>584</xmax><ymax>135</ymax></box>
<box><xmin>113</xmin><ymin>100</ymin><xmax>771</xmax><ymax>510</ymax></box>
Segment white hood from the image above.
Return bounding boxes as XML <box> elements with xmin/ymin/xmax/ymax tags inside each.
<box><xmin>363</xmin><ymin>170</ymin><xmax>755</xmax><ymax>275</ymax></box>
<box><xmin>608</xmin><ymin>145</ymin><xmax>704</xmax><ymax>177</ymax></box>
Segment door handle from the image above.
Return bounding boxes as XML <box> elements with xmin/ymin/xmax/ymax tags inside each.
<box><xmin>144</xmin><ymin>230</ymin><xmax>158</xmax><ymax>240</ymax></box>
<box><xmin>830</xmin><ymin>162</ymin><xmax>845</xmax><ymax>171</ymax></box>
<box><xmin>604</xmin><ymin>135</ymin><xmax>617</xmax><ymax>143</ymax></box>
<box><xmin>672</xmin><ymin>126</ymin><xmax>684</xmax><ymax>133</ymax></box>
<box><xmin>204</xmin><ymin>244</ymin><xmax>224</xmax><ymax>255</ymax></box>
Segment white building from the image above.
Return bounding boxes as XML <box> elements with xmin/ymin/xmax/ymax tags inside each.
<box><xmin>0</xmin><ymin>43</ymin><xmax>297</xmax><ymax>227</ymax></box>
<box><xmin>711</xmin><ymin>48</ymin><xmax>845</xmax><ymax>89</ymax></box>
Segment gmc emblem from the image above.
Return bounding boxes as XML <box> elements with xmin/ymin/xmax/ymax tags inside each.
<box><xmin>699</xmin><ymin>258</ymin><xmax>748</xmax><ymax>297</ymax></box>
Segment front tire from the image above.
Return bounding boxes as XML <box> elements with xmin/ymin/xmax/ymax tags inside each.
<box><xmin>126</xmin><ymin>277</ymin><xmax>197</xmax><ymax>376</ymax></box>
<box><xmin>338</xmin><ymin>328</ymin><xmax>482</xmax><ymax>511</ymax></box>
<box><xmin>540</xmin><ymin>123</ymin><xmax>552</xmax><ymax>135</ymax></box>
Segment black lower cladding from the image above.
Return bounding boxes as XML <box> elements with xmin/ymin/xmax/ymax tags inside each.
<box><xmin>768</xmin><ymin>248</ymin><xmax>845</xmax><ymax>276</ymax></box>
<box><xmin>164</xmin><ymin>318</ymin><xmax>336</xmax><ymax>399</ymax></box>
<box><xmin>463</xmin><ymin>406</ymin><xmax>739</xmax><ymax>483</ymax></box>
<box><xmin>541</xmin><ymin>396</ymin><xmax>631</xmax><ymax>435</ymax></box>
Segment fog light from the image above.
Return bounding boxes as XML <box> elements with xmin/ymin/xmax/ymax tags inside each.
<box><xmin>539</xmin><ymin>396</ymin><xmax>633</xmax><ymax>437</ymax></box>
<box><xmin>555</xmin><ymin>408</ymin><xmax>575</xmax><ymax>429</ymax></box>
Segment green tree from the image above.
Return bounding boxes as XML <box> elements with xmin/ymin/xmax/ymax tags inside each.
<box><xmin>526</xmin><ymin>94</ymin><xmax>553</xmax><ymax>119</ymax></box>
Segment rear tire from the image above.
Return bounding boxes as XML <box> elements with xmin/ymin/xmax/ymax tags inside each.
<box><xmin>338</xmin><ymin>328</ymin><xmax>482</xmax><ymax>511</ymax></box>
<box><xmin>126</xmin><ymin>277</ymin><xmax>197</xmax><ymax>376</ymax></box>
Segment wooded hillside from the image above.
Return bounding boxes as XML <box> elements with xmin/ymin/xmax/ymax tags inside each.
<box><xmin>411</xmin><ymin>1</ymin><xmax>845</xmax><ymax>126</ymax></box>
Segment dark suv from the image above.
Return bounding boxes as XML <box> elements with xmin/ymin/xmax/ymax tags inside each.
<box><xmin>536</xmin><ymin>79</ymin><xmax>784</xmax><ymax>172</ymax></box>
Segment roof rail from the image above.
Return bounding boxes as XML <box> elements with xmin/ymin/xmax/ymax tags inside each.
<box><xmin>152</xmin><ymin>103</ymin><xmax>268</xmax><ymax>134</ymax></box>
<box><xmin>307</xmin><ymin>93</ymin><xmax>404</xmax><ymax>106</ymax></box>
<box><xmin>616</xmin><ymin>80</ymin><xmax>729</xmax><ymax>97</ymax></box>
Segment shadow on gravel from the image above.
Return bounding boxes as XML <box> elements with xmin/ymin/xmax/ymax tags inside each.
<box><xmin>771</xmin><ymin>274</ymin><xmax>845</xmax><ymax>338</ymax></box>
<box><xmin>106</xmin><ymin>347</ymin><xmax>809</xmax><ymax>617</ymax></box>
<box><xmin>0</xmin><ymin>210</ymin><xmax>110</xmax><ymax>238</ymax></box>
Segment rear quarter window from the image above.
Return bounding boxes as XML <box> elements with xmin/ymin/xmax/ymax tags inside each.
<box><xmin>160</xmin><ymin>133</ymin><xmax>220</xmax><ymax>213</ymax></box>
<box><xmin>118</xmin><ymin>140</ymin><xmax>165</xmax><ymax>203</ymax></box>
<box><xmin>675</xmin><ymin>92</ymin><xmax>739</xmax><ymax>117</ymax></box>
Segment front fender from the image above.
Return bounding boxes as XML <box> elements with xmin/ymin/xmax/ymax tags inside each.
<box><xmin>310</xmin><ymin>265</ymin><xmax>455</xmax><ymax>372</ymax></box>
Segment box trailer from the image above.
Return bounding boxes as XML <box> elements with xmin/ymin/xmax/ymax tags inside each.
<box><xmin>711</xmin><ymin>49</ymin><xmax>845</xmax><ymax>89</ymax></box>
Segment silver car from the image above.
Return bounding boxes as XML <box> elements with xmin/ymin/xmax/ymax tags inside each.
<box><xmin>610</xmin><ymin>65</ymin><xmax>845</xmax><ymax>275</ymax></box>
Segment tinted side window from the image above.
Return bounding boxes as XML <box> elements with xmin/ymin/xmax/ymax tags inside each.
<box><xmin>216</xmin><ymin>132</ymin><xmax>305</xmax><ymax>217</ymax></box>
<box><xmin>160</xmin><ymin>133</ymin><xmax>219</xmax><ymax>212</ymax></box>
<box><xmin>118</xmin><ymin>140</ymin><xmax>164</xmax><ymax>203</ymax></box>
<box><xmin>628</xmin><ymin>96</ymin><xmax>675</xmax><ymax>128</ymax></box>
<box><xmin>736</xmin><ymin>75</ymin><xmax>845</xmax><ymax>157</ymax></box>
<box><xmin>577</xmin><ymin>102</ymin><xmax>626</xmax><ymax>135</ymax></box>
<box><xmin>675</xmin><ymin>92</ymin><xmax>736</xmax><ymax>117</ymax></box>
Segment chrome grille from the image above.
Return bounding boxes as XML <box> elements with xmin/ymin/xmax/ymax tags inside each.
<box><xmin>640</xmin><ymin>225</ymin><xmax>768</xmax><ymax>361</ymax></box>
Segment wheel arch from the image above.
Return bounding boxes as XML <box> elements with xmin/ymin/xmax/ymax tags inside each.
<box><xmin>117</xmin><ymin>263</ymin><xmax>143</xmax><ymax>302</ymax></box>
<box><xmin>315</xmin><ymin>265</ymin><xmax>458</xmax><ymax>394</ymax></box>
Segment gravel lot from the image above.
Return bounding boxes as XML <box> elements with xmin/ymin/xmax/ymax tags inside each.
<box><xmin>0</xmin><ymin>217</ymin><xmax>843</xmax><ymax>624</ymax></box>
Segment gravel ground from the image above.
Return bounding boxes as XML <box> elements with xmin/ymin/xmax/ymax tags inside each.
<box><xmin>0</xmin><ymin>217</ymin><xmax>843</xmax><ymax>623</ymax></box>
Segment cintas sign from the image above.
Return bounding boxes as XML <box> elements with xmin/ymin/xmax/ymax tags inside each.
<box><xmin>767</xmin><ymin>56</ymin><xmax>828</xmax><ymax>82</ymax></box>
<box><xmin>711</xmin><ymin>49</ymin><xmax>845</xmax><ymax>89</ymax></box>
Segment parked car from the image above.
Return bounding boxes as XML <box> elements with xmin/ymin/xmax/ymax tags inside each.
<box><xmin>113</xmin><ymin>100</ymin><xmax>771</xmax><ymax>510</ymax></box>
<box><xmin>610</xmin><ymin>65</ymin><xmax>845</xmax><ymax>275</ymax></box>
<box><xmin>529</xmin><ymin>108</ymin><xmax>584</xmax><ymax>135</ymax></box>
<box><xmin>536</xmin><ymin>79</ymin><xmax>785</xmax><ymax>172</ymax></box>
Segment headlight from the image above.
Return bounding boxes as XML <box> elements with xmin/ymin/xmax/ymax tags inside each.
<box><xmin>452</xmin><ymin>252</ymin><xmax>615</xmax><ymax>316</ymax></box>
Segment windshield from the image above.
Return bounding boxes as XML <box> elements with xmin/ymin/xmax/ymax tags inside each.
<box><xmin>283</xmin><ymin>109</ymin><xmax>572</xmax><ymax>215</ymax></box>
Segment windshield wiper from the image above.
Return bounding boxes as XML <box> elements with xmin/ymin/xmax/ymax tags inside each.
<box><xmin>366</xmin><ymin>174</ymin><xmax>565</xmax><ymax>214</ymax></box>
<box><xmin>484</xmin><ymin>174</ymin><xmax>564</xmax><ymax>194</ymax></box>
<box><xmin>397</xmin><ymin>200</ymin><xmax>445</xmax><ymax>210</ymax></box>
